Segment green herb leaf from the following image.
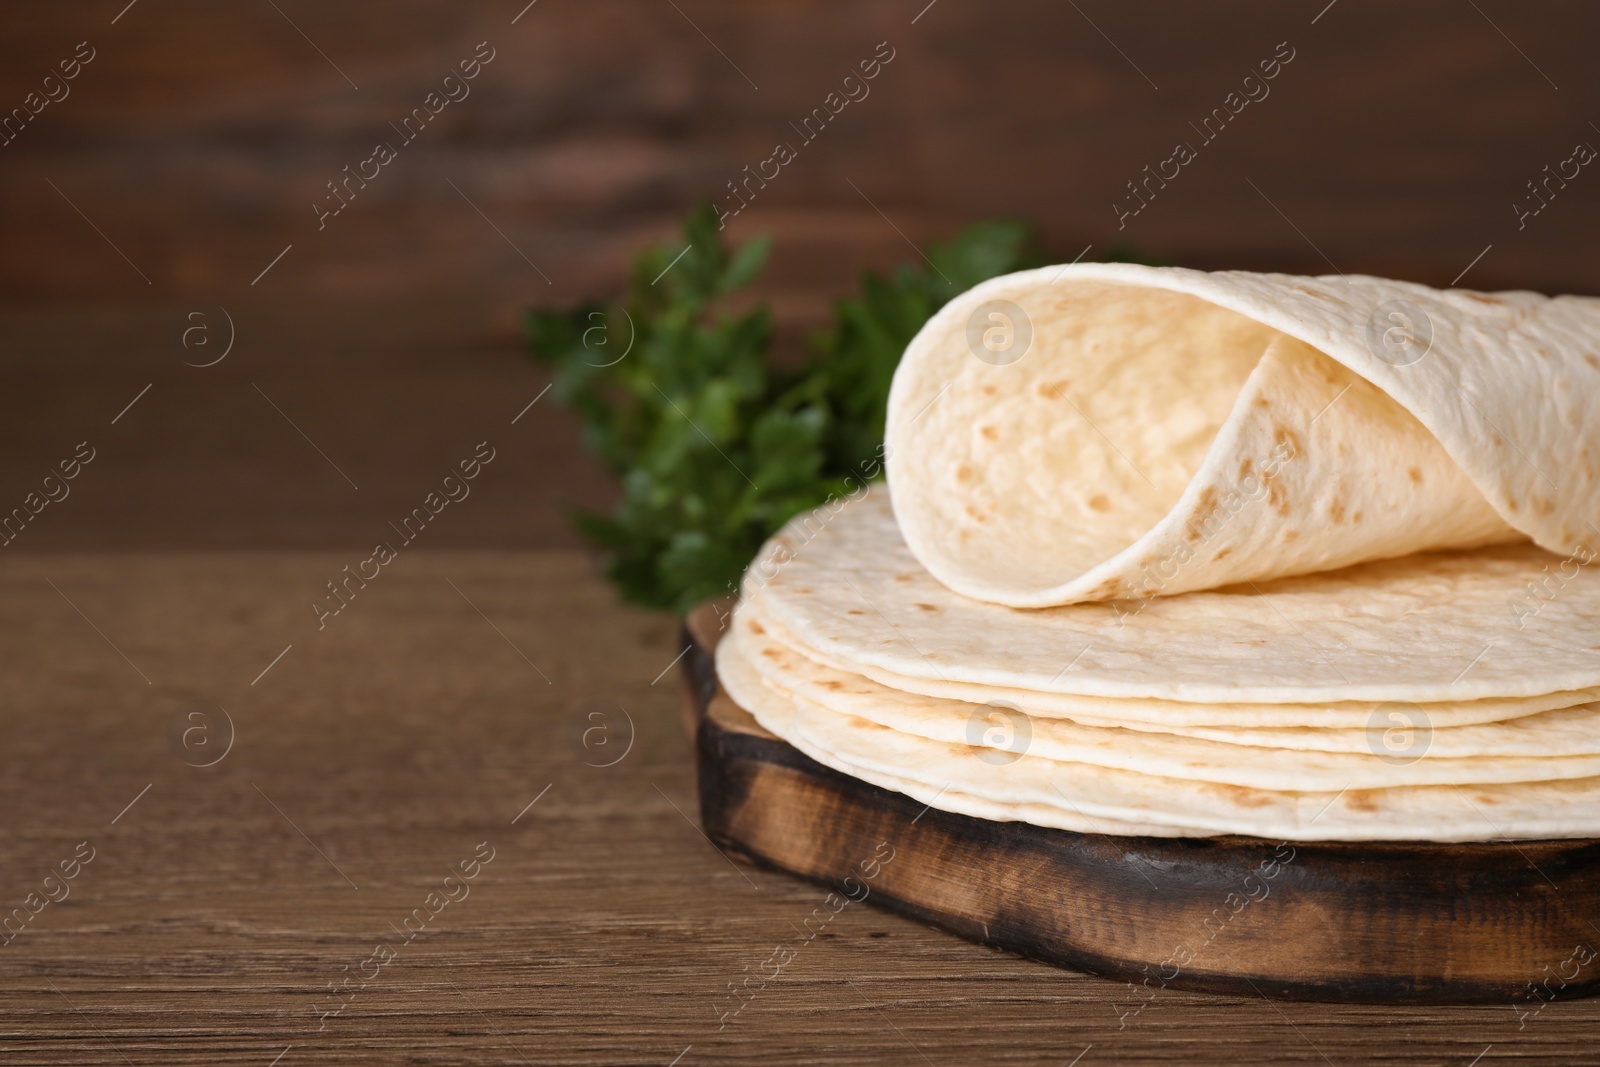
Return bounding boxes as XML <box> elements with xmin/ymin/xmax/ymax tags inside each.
<box><xmin>527</xmin><ymin>204</ymin><xmax>1141</xmax><ymax>613</ymax></box>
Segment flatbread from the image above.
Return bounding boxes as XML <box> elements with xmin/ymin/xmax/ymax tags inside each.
<box><xmin>729</xmin><ymin>607</ymin><xmax>1600</xmax><ymax>789</ymax></box>
<box><xmin>746</xmin><ymin>489</ymin><xmax>1600</xmax><ymax>704</ymax></box>
<box><xmin>743</xmin><ymin>592</ymin><xmax>1600</xmax><ymax>729</ymax></box>
<box><xmin>717</xmin><ymin>630</ymin><xmax>1600</xmax><ymax>841</ymax></box>
<box><xmin>717</xmin><ymin>627</ymin><xmax>1208</xmax><ymax>838</ymax></box>
<box><xmin>723</xmin><ymin>265</ymin><xmax>1600</xmax><ymax>840</ymax></box>
<box><xmin>710</xmin><ymin>672</ymin><xmax>1184</xmax><ymax>839</ymax></box>
<box><xmin>885</xmin><ymin>265</ymin><xmax>1600</xmax><ymax>607</ymax></box>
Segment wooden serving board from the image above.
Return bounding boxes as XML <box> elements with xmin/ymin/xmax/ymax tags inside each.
<box><xmin>681</xmin><ymin>601</ymin><xmax>1600</xmax><ymax>1004</ymax></box>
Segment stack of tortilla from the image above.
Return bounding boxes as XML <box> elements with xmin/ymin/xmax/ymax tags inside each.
<box><xmin>716</xmin><ymin>264</ymin><xmax>1600</xmax><ymax>841</ymax></box>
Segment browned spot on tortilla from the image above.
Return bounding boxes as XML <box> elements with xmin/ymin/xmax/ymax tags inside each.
<box><xmin>749</xmin><ymin>619</ymin><xmax>765</xmax><ymax>634</ymax></box>
<box><xmin>1294</xmin><ymin>285</ymin><xmax>1334</xmax><ymax>301</ymax></box>
<box><xmin>1492</xmin><ymin>433</ymin><xmax>1504</xmax><ymax>446</ymax></box>
<box><xmin>1283</xmin><ymin>529</ymin><xmax>1299</xmax><ymax>542</ymax></box>
<box><xmin>1352</xmin><ymin>510</ymin><xmax>1364</xmax><ymax>523</ymax></box>
<box><xmin>982</xmin><ymin>384</ymin><xmax>998</xmax><ymax>396</ymax></box>
<box><xmin>846</xmin><ymin>609</ymin><xmax>865</xmax><ymax>616</ymax></box>
<box><xmin>1463</xmin><ymin>293</ymin><xmax>1504</xmax><ymax>304</ymax></box>
<box><xmin>1343</xmin><ymin>790</ymin><xmax>1380</xmax><ymax>813</ymax></box>
<box><xmin>1239</xmin><ymin>458</ymin><xmax>1253</xmax><ymax>479</ymax></box>
<box><xmin>1219</xmin><ymin>785</ymin><xmax>1273</xmax><ymax>809</ymax></box>
<box><xmin>1185</xmin><ymin>489</ymin><xmax>1221</xmax><ymax>541</ymax></box>
<box><xmin>955</xmin><ymin>464</ymin><xmax>974</xmax><ymax>483</ymax></box>
<box><xmin>1212</xmin><ymin>547</ymin><xmax>1233</xmax><ymax>561</ymax></box>
<box><xmin>979</xmin><ymin>425</ymin><xmax>999</xmax><ymax>441</ymax></box>
<box><xmin>820</xmin><ymin>680</ymin><xmax>843</xmax><ymax>690</ymax></box>
<box><xmin>1090</xmin><ymin>577</ymin><xmax>1127</xmax><ymax>599</ymax></box>
<box><xmin>1534</xmin><ymin>497</ymin><xmax>1556</xmax><ymax>516</ymax></box>
<box><xmin>1476</xmin><ymin>794</ymin><xmax>1501</xmax><ymax>805</ymax></box>
<box><xmin>761</xmin><ymin>648</ymin><xmax>780</xmax><ymax>659</ymax></box>
<box><xmin>964</xmin><ymin>504</ymin><xmax>990</xmax><ymax>523</ymax></box>
<box><xmin>1329</xmin><ymin>499</ymin><xmax>1346</xmax><ymax>523</ymax></box>
<box><xmin>1254</xmin><ymin>397</ymin><xmax>1270</xmax><ymax>408</ymax></box>
<box><xmin>797</xmin><ymin>588</ymin><xmax>812</xmax><ymax>595</ymax></box>
<box><xmin>1088</xmin><ymin>494</ymin><xmax>1111</xmax><ymax>512</ymax></box>
<box><xmin>1586</xmin><ymin>354</ymin><xmax>1600</xmax><ymax>371</ymax></box>
<box><xmin>1506</xmin><ymin>498</ymin><xmax>1520</xmax><ymax>514</ymax></box>
<box><xmin>1038</xmin><ymin>378</ymin><xmax>1070</xmax><ymax>399</ymax></box>
<box><xmin>1272</xmin><ymin>425</ymin><xmax>1303</xmax><ymax>461</ymax></box>
<box><xmin>914</xmin><ymin>603</ymin><xmax>939</xmax><ymax>612</ymax></box>
<box><xmin>1408</xmin><ymin>466</ymin><xmax>1423</xmax><ymax>484</ymax></box>
<box><xmin>895</xmin><ymin>574</ymin><xmax>915</xmax><ymax>583</ymax></box>
<box><xmin>1267</xmin><ymin>478</ymin><xmax>1289</xmax><ymax>517</ymax></box>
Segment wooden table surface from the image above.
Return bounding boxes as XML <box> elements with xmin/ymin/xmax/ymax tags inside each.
<box><xmin>2</xmin><ymin>552</ymin><xmax>1597</xmax><ymax>1064</ymax></box>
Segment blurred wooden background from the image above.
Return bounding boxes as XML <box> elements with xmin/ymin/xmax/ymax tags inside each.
<box><xmin>0</xmin><ymin>0</ymin><xmax>1597</xmax><ymax>548</ymax></box>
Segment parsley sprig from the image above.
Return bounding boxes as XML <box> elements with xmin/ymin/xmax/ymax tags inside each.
<box><xmin>526</xmin><ymin>204</ymin><xmax>1050</xmax><ymax>612</ymax></box>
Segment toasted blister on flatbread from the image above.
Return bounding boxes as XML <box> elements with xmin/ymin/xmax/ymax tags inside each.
<box><xmin>885</xmin><ymin>265</ymin><xmax>1600</xmax><ymax>607</ymax></box>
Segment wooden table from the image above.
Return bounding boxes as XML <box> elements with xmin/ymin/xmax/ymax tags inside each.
<box><xmin>1</xmin><ymin>544</ymin><xmax>1595</xmax><ymax>1065</ymax></box>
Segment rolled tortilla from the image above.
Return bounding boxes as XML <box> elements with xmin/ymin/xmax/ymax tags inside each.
<box><xmin>885</xmin><ymin>265</ymin><xmax>1600</xmax><ymax>607</ymax></box>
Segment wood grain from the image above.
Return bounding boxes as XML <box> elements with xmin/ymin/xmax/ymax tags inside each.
<box><xmin>3</xmin><ymin>0</ymin><xmax>1599</xmax><ymax>330</ymax></box>
<box><xmin>5</xmin><ymin>2</ymin><xmax>1600</xmax><ymax>556</ymax></box>
<box><xmin>0</xmin><ymin>554</ymin><xmax>1596</xmax><ymax>1063</ymax></box>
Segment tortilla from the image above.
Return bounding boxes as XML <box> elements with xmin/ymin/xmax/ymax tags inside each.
<box><xmin>745</xmin><ymin>489</ymin><xmax>1600</xmax><ymax>704</ymax></box>
<box><xmin>717</xmin><ymin>264</ymin><xmax>1600</xmax><ymax>842</ymax></box>
<box><xmin>717</xmin><ymin>629</ymin><xmax>1600</xmax><ymax>841</ymax></box>
<box><xmin>713</xmin><ymin>646</ymin><xmax>1184</xmax><ymax>838</ymax></box>
<box><xmin>885</xmin><ymin>265</ymin><xmax>1600</xmax><ymax>607</ymax></box>
<box><xmin>728</xmin><ymin>607</ymin><xmax>1600</xmax><ymax>788</ymax></box>
<box><xmin>743</xmin><ymin>592</ymin><xmax>1600</xmax><ymax>729</ymax></box>
<box><xmin>716</xmin><ymin>627</ymin><xmax>1208</xmax><ymax>838</ymax></box>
